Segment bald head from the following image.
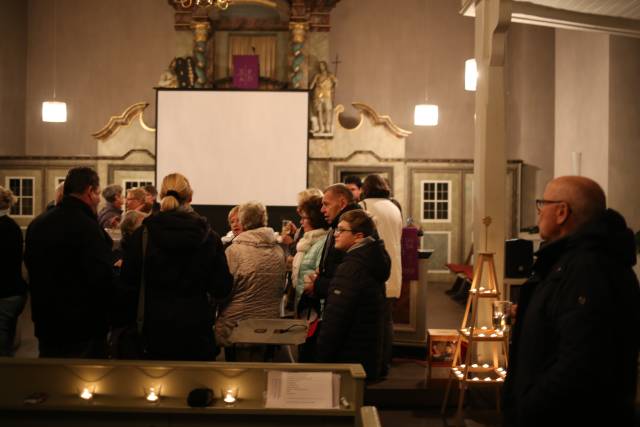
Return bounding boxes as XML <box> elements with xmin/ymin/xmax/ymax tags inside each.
<box><xmin>538</xmin><ymin>176</ymin><xmax>606</xmax><ymax>241</ymax></box>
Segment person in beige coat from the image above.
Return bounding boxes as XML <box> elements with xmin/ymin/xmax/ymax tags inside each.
<box><xmin>359</xmin><ymin>174</ymin><xmax>403</xmax><ymax>376</ymax></box>
<box><xmin>216</xmin><ymin>202</ymin><xmax>286</xmax><ymax>360</ymax></box>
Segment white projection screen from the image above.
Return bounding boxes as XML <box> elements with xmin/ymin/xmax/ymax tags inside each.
<box><xmin>156</xmin><ymin>90</ymin><xmax>308</xmax><ymax>206</ymax></box>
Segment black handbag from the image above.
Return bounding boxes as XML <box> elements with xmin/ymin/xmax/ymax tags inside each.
<box><xmin>109</xmin><ymin>227</ymin><xmax>149</xmax><ymax>359</ymax></box>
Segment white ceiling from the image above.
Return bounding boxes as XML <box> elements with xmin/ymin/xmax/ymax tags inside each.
<box><xmin>515</xmin><ymin>0</ymin><xmax>640</xmax><ymax>21</ymax></box>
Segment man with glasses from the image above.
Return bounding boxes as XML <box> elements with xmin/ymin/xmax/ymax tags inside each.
<box><xmin>503</xmin><ymin>176</ymin><xmax>639</xmax><ymax>427</ymax></box>
<box><xmin>315</xmin><ymin>209</ymin><xmax>390</xmax><ymax>380</ymax></box>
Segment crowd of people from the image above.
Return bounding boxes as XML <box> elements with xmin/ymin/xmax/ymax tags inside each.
<box><xmin>0</xmin><ymin>167</ymin><xmax>404</xmax><ymax>380</ymax></box>
<box><xmin>0</xmin><ymin>166</ymin><xmax>638</xmax><ymax>422</ymax></box>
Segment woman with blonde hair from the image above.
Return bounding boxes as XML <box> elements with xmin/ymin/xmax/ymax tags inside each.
<box><xmin>0</xmin><ymin>186</ymin><xmax>27</xmax><ymax>356</ymax></box>
<box><xmin>120</xmin><ymin>173</ymin><xmax>232</xmax><ymax>360</ymax></box>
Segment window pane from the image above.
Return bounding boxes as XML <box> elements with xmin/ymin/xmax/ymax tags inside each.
<box><xmin>22</xmin><ymin>179</ymin><xmax>33</xmax><ymax>196</ymax></box>
<box><xmin>9</xmin><ymin>179</ymin><xmax>20</xmax><ymax>194</ymax></box>
<box><xmin>436</xmin><ymin>202</ymin><xmax>449</xmax><ymax>220</ymax></box>
<box><xmin>22</xmin><ymin>198</ymin><xmax>33</xmax><ymax>215</ymax></box>
<box><xmin>10</xmin><ymin>204</ymin><xmax>19</xmax><ymax>215</ymax></box>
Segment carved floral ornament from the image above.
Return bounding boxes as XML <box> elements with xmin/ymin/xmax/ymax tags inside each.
<box><xmin>167</xmin><ymin>0</ymin><xmax>341</xmax><ymax>30</ymax></box>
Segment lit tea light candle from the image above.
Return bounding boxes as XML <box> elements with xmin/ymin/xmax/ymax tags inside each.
<box><xmin>222</xmin><ymin>387</ymin><xmax>238</xmax><ymax>405</ymax></box>
<box><xmin>482</xmin><ymin>363</ymin><xmax>489</xmax><ymax>368</ymax></box>
<box><xmin>497</xmin><ymin>377</ymin><xmax>504</xmax><ymax>382</ymax></box>
<box><xmin>460</xmin><ymin>364</ymin><xmax>466</xmax><ymax>368</ymax></box>
<box><xmin>146</xmin><ymin>387</ymin><xmax>160</xmax><ymax>402</ymax></box>
<box><xmin>471</xmin><ymin>363</ymin><xmax>478</xmax><ymax>368</ymax></box>
<box><xmin>80</xmin><ymin>386</ymin><xmax>94</xmax><ymax>400</ymax></box>
<box><xmin>478</xmin><ymin>333</ymin><xmax>485</xmax><ymax>337</ymax></box>
<box><xmin>481</xmin><ymin>326</ymin><xmax>487</xmax><ymax>330</ymax></box>
<box><xmin>490</xmin><ymin>333</ymin><xmax>497</xmax><ymax>337</ymax></box>
<box><xmin>484</xmin><ymin>377</ymin><xmax>492</xmax><ymax>382</ymax></box>
<box><xmin>472</xmin><ymin>377</ymin><xmax>479</xmax><ymax>381</ymax></box>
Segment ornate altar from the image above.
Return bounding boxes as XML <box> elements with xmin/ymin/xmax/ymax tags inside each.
<box><xmin>164</xmin><ymin>0</ymin><xmax>341</xmax><ymax>93</ymax></box>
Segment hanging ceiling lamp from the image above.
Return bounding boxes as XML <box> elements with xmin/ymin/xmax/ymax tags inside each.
<box><xmin>414</xmin><ymin>2</ymin><xmax>439</xmax><ymax>127</ymax></box>
<box><xmin>42</xmin><ymin>0</ymin><xmax>66</xmax><ymax>123</ymax></box>
<box><xmin>414</xmin><ymin>104</ymin><xmax>439</xmax><ymax>126</ymax></box>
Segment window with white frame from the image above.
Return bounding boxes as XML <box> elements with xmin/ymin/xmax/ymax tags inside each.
<box><xmin>7</xmin><ymin>177</ymin><xmax>35</xmax><ymax>217</ymax></box>
<box><xmin>421</xmin><ymin>180</ymin><xmax>451</xmax><ymax>222</ymax></box>
<box><xmin>123</xmin><ymin>180</ymin><xmax>154</xmax><ymax>191</ymax></box>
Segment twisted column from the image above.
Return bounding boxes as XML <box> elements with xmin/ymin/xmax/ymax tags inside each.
<box><xmin>191</xmin><ymin>21</ymin><xmax>211</xmax><ymax>88</ymax></box>
<box><xmin>289</xmin><ymin>22</ymin><xmax>308</xmax><ymax>89</ymax></box>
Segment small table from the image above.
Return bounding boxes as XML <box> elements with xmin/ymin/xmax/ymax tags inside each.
<box><xmin>229</xmin><ymin>319</ymin><xmax>309</xmax><ymax>362</ymax></box>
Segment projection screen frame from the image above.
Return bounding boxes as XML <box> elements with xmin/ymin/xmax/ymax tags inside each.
<box><xmin>155</xmin><ymin>88</ymin><xmax>310</xmax><ymax>208</ymax></box>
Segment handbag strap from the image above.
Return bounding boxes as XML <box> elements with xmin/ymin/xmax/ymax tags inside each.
<box><xmin>136</xmin><ymin>226</ymin><xmax>149</xmax><ymax>334</ymax></box>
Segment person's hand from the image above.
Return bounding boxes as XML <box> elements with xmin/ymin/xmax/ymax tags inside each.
<box><xmin>281</xmin><ymin>234</ymin><xmax>294</xmax><ymax>246</ymax></box>
<box><xmin>113</xmin><ymin>259</ymin><xmax>123</xmax><ymax>268</ymax></box>
<box><xmin>510</xmin><ymin>304</ymin><xmax>518</xmax><ymax>321</ymax></box>
<box><xmin>303</xmin><ymin>272</ymin><xmax>317</xmax><ymax>295</ymax></box>
<box><xmin>108</xmin><ymin>216</ymin><xmax>120</xmax><ymax>228</ymax></box>
<box><xmin>286</xmin><ymin>255</ymin><xmax>293</xmax><ymax>270</ymax></box>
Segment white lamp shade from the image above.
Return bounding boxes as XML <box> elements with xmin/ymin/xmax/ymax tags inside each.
<box><xmin>414</xmin><ymin>104</ymin><xmax>439</xmax><ymax>126</ymax></box>
<box><xmin>42</xmin><ymin>101</ymin><xmax>67</xmax><ymax>122</ymax></box>
<box><xmin>465</xmin><ymin>59</ymin><xmax>478</xmax><ymax>91</ymax></box>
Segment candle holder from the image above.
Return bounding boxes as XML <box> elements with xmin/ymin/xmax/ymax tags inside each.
<box><xmin>492</xmin><ymin>300</ymin><xmax>513</xmax><ymax>333</ymax></box>
<box><xmin>144</xmin><ymin>386</ymin><xmax>161</xmax><ymax>403</ymax></box>
<box><xmin>79</xmin><ymin>385</ymin><xmax>95</xmax><ymax>401</ymax></box>
<box><xmin>221</xmin><ymin>386</ymin><xmax>239</xmax><ymax>406</ymax></box>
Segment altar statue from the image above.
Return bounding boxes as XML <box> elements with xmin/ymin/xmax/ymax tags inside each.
<box><xmin>310</xmin><ymin>61</ymin><xmax>337</xmax><ymax>135</ymax></box>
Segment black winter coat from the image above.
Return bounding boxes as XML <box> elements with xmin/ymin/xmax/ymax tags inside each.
<box><xmin>25</xmin><ymin>196</ymin><xmax>114</xmax><ymax>344</ymax></box>
<box><xmin>316</xmin><ymin>237</ymin><xmax>390</xmax><ymax>379</ymax></box>
<box><xmin>120</xmin><ymin>208</ymin><xmax>233</xmax><ymax>361</ymax></box>
<box><xmin>503</xmin><ymin>209</ymin><xmax>640</xmax><ymax>427</ymax></box>
<box><xmin>0</xmin><ymin>215</ymin><xmax>27</xmax><ymax>298</ymax></box>
<box><xmin>314</xmin><ymin>203</ymin><xmax>362</xmax><ymax>299</ymax></box>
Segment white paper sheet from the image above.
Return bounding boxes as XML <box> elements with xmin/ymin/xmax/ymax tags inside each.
<box><xmin>265</xmin><ymin>371</ymin><xmax>339</xmax><ymax>409</ymax></box>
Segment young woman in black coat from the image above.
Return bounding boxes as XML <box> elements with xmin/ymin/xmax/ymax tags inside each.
<box><xmin>315</xmin><ymin>209</ymin><xmax>390</xmax><ymax>380</ymax></box>
<box><xmin>120</xmin><ymin>173</ymin><xmax>233</xmax><ymax>361</ymax></box>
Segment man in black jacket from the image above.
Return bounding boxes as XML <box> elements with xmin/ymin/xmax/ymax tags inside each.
<box><xmin>298</xmin><ymin>184</ymin><xmax>358</xmax><ymax>361</ymax></box>
<box><xmin>503</xmin><ymin>176</ymin><xmax>639</xmax><ymax>427</ymax></box>
<box><xmin>316</xmin><ymin>209</ymin><xmax>390</xmax><ymax>379</ymax></box>
<box><xmin>25</xmin><ymin>167</ymin><xmax>114</xmax><ymax>358</ymax></box>
<box><xmin>304</xmin><ymin>183</ymin><xmax>359</xmax><ymax>299</ymax></box>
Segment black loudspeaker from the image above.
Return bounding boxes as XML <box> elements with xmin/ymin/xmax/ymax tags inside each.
<box><xmin>504</xmin><ymin>239</ymin><xmax>533</xmax><ymax>278</ymax></box>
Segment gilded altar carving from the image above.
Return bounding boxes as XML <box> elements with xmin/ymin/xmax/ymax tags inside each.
<box><xmin>92</xmin><ymin>102</ymin><xmax>155</xmax><ymax>141</ymax></box>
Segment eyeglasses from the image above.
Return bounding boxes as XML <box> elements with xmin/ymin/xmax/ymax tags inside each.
<box><xmin>334</xmin><ymin>227</ymin><xmax>354</xmax><ymax>235</ymax></box>
<box><xmin>535</xmin><ymin>199</ymin><xmax>570</xmax><ymax>212</ymax></box>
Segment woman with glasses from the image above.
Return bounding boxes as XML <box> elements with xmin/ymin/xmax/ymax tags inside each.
<box><xmin>291</xmin><ymin>195</ymin><xmax>329</xmax><ymax>313</ymax></box>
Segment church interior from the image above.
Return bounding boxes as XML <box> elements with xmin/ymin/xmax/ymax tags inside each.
<box><xmin>1</xmin><ymin>0</ymin><xmax>639</xmax><ymax>426</ymax></box>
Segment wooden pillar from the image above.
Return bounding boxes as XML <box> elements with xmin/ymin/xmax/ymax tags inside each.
<box><xmin>473</xmin><ymin>0</ymin><xmax>512</xmax><ymax>295</ymax></box>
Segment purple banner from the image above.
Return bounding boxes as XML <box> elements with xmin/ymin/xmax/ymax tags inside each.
<box><xmin>233</xmin><ymin>55</ymin><xmax>259</xmax><ymax>89</ymax></box>
<box><xmin>401</xmin><ymin>227</ymin><xmax>419</xmax><ymax>281</ymax></box>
